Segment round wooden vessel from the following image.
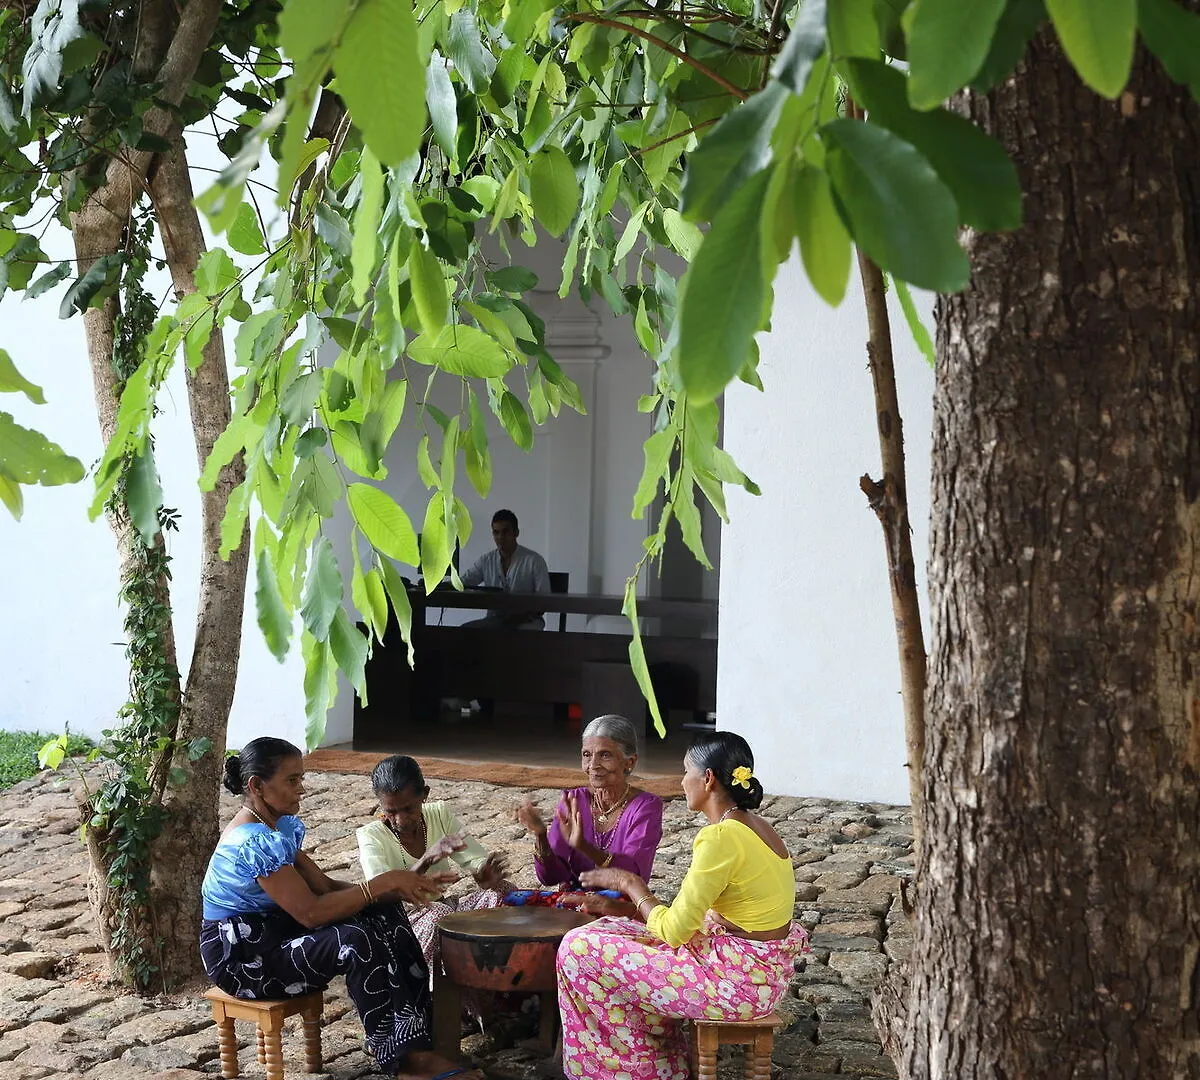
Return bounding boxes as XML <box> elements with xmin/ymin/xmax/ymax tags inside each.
<box><xmin>436</xmin><ymin>907</ymin><xmax>591</xmax><ymax>992</ymax></box>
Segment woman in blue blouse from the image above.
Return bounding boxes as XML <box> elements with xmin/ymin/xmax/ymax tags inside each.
<box><xmin>199</xmin><ymin>737</ymin><xmax>482</xmax><ymax>1080</ymax></box>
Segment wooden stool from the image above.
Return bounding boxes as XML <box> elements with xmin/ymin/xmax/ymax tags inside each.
<box><xmin>203</xmin><ymin>987</ymin><xmax>323</xmax><ymax>1080</ymax></box>
<box><xmin>691</xmin><ymin>1012</ymin><xmax>783</xmax><ymax>1080</ymax></box>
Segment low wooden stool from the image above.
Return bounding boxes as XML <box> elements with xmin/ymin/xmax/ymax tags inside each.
<box><xmin>202</xmin><ymin>987</ymin><xmax>323</xmax><ymax>1080</ymax></box>
<box><xmin>691</xmin><ymin>1012</ymin><xmax>783</xmax><ymax>1080</ymax></box>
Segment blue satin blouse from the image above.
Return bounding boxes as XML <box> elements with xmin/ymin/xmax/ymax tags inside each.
<box><xmin>201</xmin><ymin>816</ymin><xmax>306</xmax><ymax>921</ymax></box>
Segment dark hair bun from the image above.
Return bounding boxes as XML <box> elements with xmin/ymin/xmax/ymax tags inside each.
<box><xmin>222</xmin><ymin>754</ymin><xmax>244</xmax><ymax>796</ymax></box>
<box><xmin>732</xmin><ymin>775</ymin><xmax>764</xmax><ymax>811</ymax></box>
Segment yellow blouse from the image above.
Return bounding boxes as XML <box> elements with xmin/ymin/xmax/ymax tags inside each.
<box><xmin>645</xmin><ymin>819</ymin><xmax>794</xmax><ymax>947</ymax></box>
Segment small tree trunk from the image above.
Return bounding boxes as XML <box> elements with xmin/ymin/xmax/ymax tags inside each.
<box><xmin>146</xmin><ymin>134</ymin><xmax>249</xmax><ymax>984</ymax></box>
<box><xmin>905</xmin><ymin>34</ymin><xmax>1200</xmax><ymax>1078</ymax></box>
<box><xmin>855</xmin><ymin>250</ymin><xmax>927</xmax><ymax>850</ymax></box>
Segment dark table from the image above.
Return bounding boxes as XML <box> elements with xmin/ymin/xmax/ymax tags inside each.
<box><xmin>353</xmin><ymin>589</ymin><xmax>718</xmax><ymax>741</ymax></box>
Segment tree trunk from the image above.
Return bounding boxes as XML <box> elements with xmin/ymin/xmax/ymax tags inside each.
<box><xmin>146</xmin><ymin>134</ymin><xmax>248</xmax><ymax>985</ymax></box>
<box><xmin>68</xmin><ymin>0</ymin><xmax>231</xmax><ymax>989</ymax></box>
<box><xmin>905</xmin><ymin>32</ymin><xmax>1200</xmax><ymax>1079</ymax></box>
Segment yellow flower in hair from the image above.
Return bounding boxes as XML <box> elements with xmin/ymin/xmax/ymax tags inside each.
<box><xmin>731</xmin><ymin>765</ymin><xmax>753</xmax><ymax>789</ymax></box>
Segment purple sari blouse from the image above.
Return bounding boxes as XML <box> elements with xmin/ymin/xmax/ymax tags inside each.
<box><xmin>534</xmin><ymin>786</ymin><xmax>664</xmax><ymax>886</ymax></box>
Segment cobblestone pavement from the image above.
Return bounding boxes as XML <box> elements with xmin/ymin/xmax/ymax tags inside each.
<box><xmin>0</xmin><ymin>765</ymin><xmax>913</xmax><ymax>1080</ymax></box>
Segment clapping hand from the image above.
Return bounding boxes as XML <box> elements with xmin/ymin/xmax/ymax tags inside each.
<box><xmin>579</xmin><ymin>867</ymin><xmax>637</xmax><ymax>894</ymax></box>
<box><xmin>473</xmin><ymin>851</ymin><xmax>509</xmax><ymax>891</ymax></box>
<box><xmin>375</xmin><ymin>869</ymin><xmax>457</xmax><ymax>906</ymax></box>
<box><xmin>514</xmin><ymin>797</ymin><xmax>546</xmax><ymax>836</ymax></box>
<box><xmin>555</xmin><ymin>790</ymin><xmax>586</xmax><ymax>850</ymax></box>
<box><xmin>415</xmin><ymin>831</ymin><xmax>467</xmax><ymax>873</ymax></box>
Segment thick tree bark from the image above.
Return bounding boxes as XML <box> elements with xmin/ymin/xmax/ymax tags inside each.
<box><xmin>905</xmin><ymin>33</ymin><xmax>1200</xmax><ymax>1079</ymax></box>
<box><xmin>69</xmin><ymin>0</ymin><xmax>233</xmax><ymax>988</ymax></box>
<box><xmin>146</xmin><ymin>133</ymin><xmax>248</xmax><ymax>985</ymax></box>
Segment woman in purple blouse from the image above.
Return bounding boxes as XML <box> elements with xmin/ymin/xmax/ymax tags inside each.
<box><xmin>516</xmin><ymin>714</ymin><xmax>664</xmax><ymax>892</ymax></box>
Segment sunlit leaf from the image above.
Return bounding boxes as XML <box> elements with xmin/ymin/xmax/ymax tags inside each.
<box><xmin>0</xmin><ymin>350</ymin><xmax>45</xmax><ymax>403</ymax></box>
<box><xmin>905</xmin><ymin>0</ymin><xmax>1008</xmax><ymax>109</ymax></box>
<box><xmin>1045</xmin><ymin>0</ymin><xmax>1135</xmax><ymax>98</ymax></box>
<box><xmin>256</xmin><ymin>549</ymin><xmax>292</xmax><ymax>662</ymax></box>
<box><xmin>793</xmin><ymin>164</ymin><xmax>853</xmax><ymax>306</ymax></box>
<box><xmin>530</xmin><ymin>147</ymin><xmax>580</xmax><ymax>237</ymax></box>
<box><xmin>348</xmin><ymin>482</ymin><xmax>419</xmax><ymax>564</ymax></box>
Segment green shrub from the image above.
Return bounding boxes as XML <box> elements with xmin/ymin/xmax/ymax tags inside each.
<box><xmin>0</xmin><ymin>731</ymin><xmax>93</xmax><ymax>792</ymax></box>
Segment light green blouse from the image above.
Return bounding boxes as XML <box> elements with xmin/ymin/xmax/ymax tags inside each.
<box><xmin>356</xmin><ymin>800</ymin><xmax>490</xmax><ymax>879</ymax></box>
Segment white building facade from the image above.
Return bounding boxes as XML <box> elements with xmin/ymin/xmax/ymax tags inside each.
<box><xmin>0</xmin><ymin>236</ymin><xmax>931</xmax><ymax>805</ymax></box>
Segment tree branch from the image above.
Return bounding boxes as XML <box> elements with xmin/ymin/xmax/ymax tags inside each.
<box><xmin>562</xmin><ymin>13</ymin><xmax>750</xmax><ymax>101</ymax></box>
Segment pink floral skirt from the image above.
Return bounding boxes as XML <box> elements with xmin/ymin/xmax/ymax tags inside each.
<box><xmin>557</xmin><ymin>916</ymin><xmax>808</xmax><ymax>1080</ymax></box>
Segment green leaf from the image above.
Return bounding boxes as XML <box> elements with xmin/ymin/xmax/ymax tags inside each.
<box><xmin>408</xmin><ymin>242</ymin><xmax>449</xmax><ymax>336</ymax></box>
<box><xmin>256</xmin><ymin>549</ymin><xmax>292</xmax><ymax>662</ymax></box>
<box><xmin>24</xmin><ymin>262</ymin><xmax>71</xmax><ymax>301</ymax></box>
<box><xmin>793</xmin><ymin>164</ymin><xmax>853</xmax><ymax>306</ymax></box>
<box><xmin>330</xmin><ymin>607</ymin><xmax>369</xmax><ymax>700</ymax></box>
<box><xmin>0</xmin><ymin>351</ymin><xmax>45</xmax><ymax>403</ymax></box>
<box><xmin>0</xmin><ymin>471</ymin><xmax>22</xmax><ymax>519</ymax></box>
<box><xmin>377</xmin><ymin>555</ymin><xmax>415</xmax><ymax>664</ymax></box>
<box><xmin>680</xmin><ymin>83</ymin><xmax>787</xmax><ymax>223</ymax></box>
<box><xmin>194</xmin><ymin>249</ymin><xmax>240</xmax><ymax>297</ymax></box>
<box><xmin>660</xmin><ymin>209</ymin><xmax>702</xmax><ymax>262</ymax></box>
<box><xmin>498</xmin><ymin>390</ymin><xmax>533</xmax><ymax>451</ymax></box>
<box><xmin>125</xmin><ymin>446</ymin><xmax>162</xmax><ymax>542</ymax></box>
<box><xmin>302</xmin><ymin>631</ymin><xmax>336</xmax><ymax>749</ymax></box>
<box><xmin>356</xmin><ymin>565</ymin><xmax>390</xmax><ymax>640</ymax></box>
<box><xmin>530</xmin><ymin>147</ymin><xmax>581</xmax><ymax>237</ymax></box>
<box><xmin>622</xmin><ymin>585</ymin><xmax>664</xmax><ymax>737</ymax></box>
<box><xmin>828</xmin><ymin>0</ymin><xmax>881</xmax><ymax>57</ymax></box>
<box><xmin>352</xmin><ymin>147</ymin><xmax>385</xmax><ymax>306</ymax></box>
<box><xmin>486</xmin><ymin>266</ymin><xmax>539</xmax><ymax>293</ymax></box>
<box><xmin>972</xmin><ymin>0</ymin><xmax>1046</xmax><ymax>92</ymax></box>
<box><xmin>1138</xmin><ymin>0</ymin><xmax>1200</xmax><ymax>98</ymax></box>
<box><xmin>59</xmin><ymin>254</ymin><xmax>121</xmax><ymax>319</ymax></box>
<box><xmin>893</xmin><ymin>278</ymin><xmax>935</xmax><ymax>367</ymax></box>
<box><xmin>21</xmin><ymin>0</ymin><xmax>84</xmax><ymax>117</ymax></box>
<box><xmin>348</xmin><ymin>482</ymin><xmax>419</xmax><ymax>564</ymax></box>
<box><xmin>772</xmin><ymin>0</ymin><xmax>827</xmax><ymax>93</ymax></box>
<box><xmin>823</xmin><ymin>118</ymin><xmax>969</xmax><ymax>292</ymax></box>
<box><xmin>846</xmin><ymin>59</ymin><xmax>1022</xmax><ymax>230</ymax></box>
<box><xmin>0</xmin><ymin>411</ymin><xmax>84</xmax><ymax>486</ymax></box>
<box><xmin>219</xmin><ymin>478</ymin><xmax>252</xmax><ymax>558</ymax></box>
<box><xmin>679</xmin><ymin>171</ymin><xmax>771</xmax><ymax>404</ymax></box>
<box><xmin>228</xmin><ymin>203</ymin><xmax>267</xmax><ymax>256</ymax></box>
<box><xmin>408</xmin><ymin>325</ymin><xmax>513</xmax><ymax>378</ymax></box>
<box><xmin>613</xmin><ymin>200</ymin><xmax>651</xmax><ymax>265</ymax></box>
<box><xmin>1045</xmin><ymin>0</ymin><xmax>1135</xmax><ymax>98</ymax></box>
<box><xmin>333</xmin><ymin>0</ymin><xmax>425</xmax><ymax>165</ymax></box>
<box><xmin>360</xmin><ymin>379</ymin><xmax>407</xmax><ymax>470</ymax></box>
<box><xmin>420</xmin><ymin>493</ymin><xmax>453</xmax><ymax>584</ymax></box>
<box><xmin>905</xmin><ymin>0</ymin><xmax>1008</xmax><ymax>109</ymax></box>
<box><xmin>446</xmin><ymin>9</ymin><xmax>497</xmax><ymax>94</ymax></box>
<box><xmin>426</xmin><ymin>53</ymin><xmax>458</xmax><ymax>160</ymax></box>
<box><xmin>37</xmin><ymin>734</ymin><xmax>68</xmax><ymax>771</ymax></box>
<box><xmin>633</xmin><ymin>429</ymin><xmax>675</xmax><ymax>517</ymax></box>
<box><xmin>301</xmin><ymin>536</ymin><xmax>343</xmax><ymax>642</ymax></box>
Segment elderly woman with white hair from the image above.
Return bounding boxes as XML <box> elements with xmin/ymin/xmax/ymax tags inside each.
<box><xmin>516</xmin><ymin>714</ymin><xmax>663</xmax><ymax>899</ymax></box>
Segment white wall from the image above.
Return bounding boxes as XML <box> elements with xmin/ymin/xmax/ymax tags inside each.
<box><xmin>718</xmin><ymin>257</ymin><xmax>935</xmax><ymax>805</ymax></box>
<box><xmin>0</xmin><ymin>269</ymin><xmax>306</xmax><ymax>750</ymax></box>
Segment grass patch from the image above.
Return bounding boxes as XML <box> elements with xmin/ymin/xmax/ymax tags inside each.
<box><xmin>0</xmin><ymin>731</ymin><xmax>93</xmax><ymax>792</ymax></box>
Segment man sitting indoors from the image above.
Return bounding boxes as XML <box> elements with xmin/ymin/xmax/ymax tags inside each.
<box><xmin>460</xmin><ymin>508</ymin><xmax>551</xmax><ymax>630</ymax></box>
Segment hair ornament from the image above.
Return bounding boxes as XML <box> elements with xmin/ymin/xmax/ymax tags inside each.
<box><xmin>731</xmin><ymin>765</ymin><xmax>754</xmax><ymax>789</ymax></box>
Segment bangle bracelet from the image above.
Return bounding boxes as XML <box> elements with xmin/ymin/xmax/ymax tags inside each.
<box><xmin>635</xmin><ymin>895</ymin><xmax>656</xmax><ymax>918</ymax></box>
<box><xmin>360</xmin><ymin>880</ymin><xmax>373</xmax><ymax>905</ymax></box>
<box><xmin>595</xmin><ymin>851</ymin><xmax>612</xmax><ymax>869</ymax></box>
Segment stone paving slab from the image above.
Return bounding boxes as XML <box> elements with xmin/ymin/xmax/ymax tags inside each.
<box><xmin>0</xmin><ymin>765</ymin><xmax>913</xmax><ymax>1078</ymax></box>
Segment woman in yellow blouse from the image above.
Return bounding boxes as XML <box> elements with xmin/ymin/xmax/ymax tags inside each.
<box><xmin>556</xmin><ymin>731</ymin><xmax>807</xmax><ymax>1080</ymax></box>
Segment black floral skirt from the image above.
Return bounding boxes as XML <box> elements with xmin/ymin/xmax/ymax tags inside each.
<box><xmin>199</xmin><ymin>901</ymin><xmax>431</xmax><ymax>1073</ymax></box>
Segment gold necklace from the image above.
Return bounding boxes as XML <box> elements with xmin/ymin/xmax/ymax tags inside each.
<box><xmin>245</xmin><ymin>804</ymin><xmax>276</xmax><ymax>830</ymax></box>
<box><xmin>592</xmin><ymin>785</ymin><xmax>631</xmax><ymax>826</ymax></box>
